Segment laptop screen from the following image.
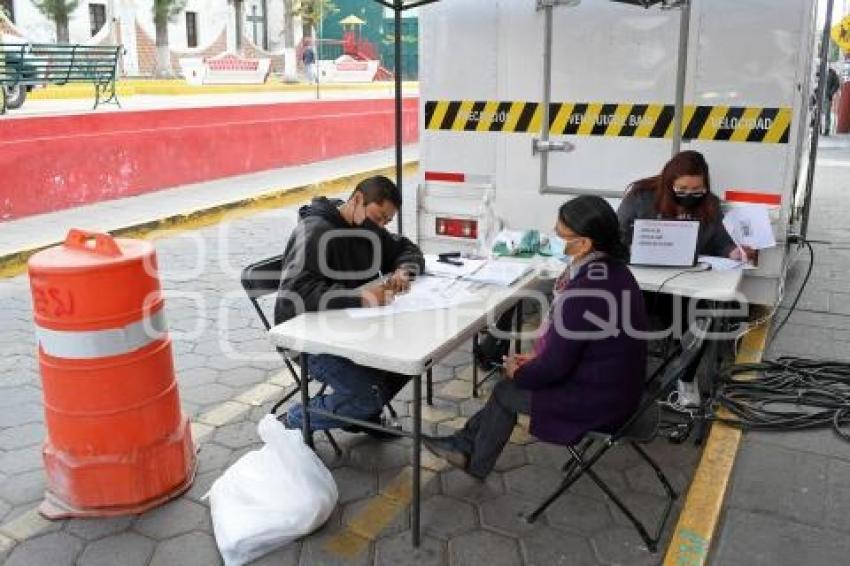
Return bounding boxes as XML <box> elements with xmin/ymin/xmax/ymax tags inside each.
<box><xmin>629</xmin><ymin>219</ymin><xmax>699</xmax><ymax>267</ymax></box>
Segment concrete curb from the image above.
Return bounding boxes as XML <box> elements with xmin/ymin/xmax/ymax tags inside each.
<box><xmin>27</xmin><ymin>80</ymin><xmax>419</xmax><ymax>100</ymax></box>
<box><xmin>0</xmin><ymin>160</ymin><xmax>419</xmax><ymax>279</ymax></box>
<box><xmin>662</xmin><ymin>310</ymin><xmax>772</xmax><ymax>566</ymax></box>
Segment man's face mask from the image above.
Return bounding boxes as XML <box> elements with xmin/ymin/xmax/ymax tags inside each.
<box><xmin>357</xmin><ymin>200</ymin><xmax>394</xmax><ymax>231</ymax></box>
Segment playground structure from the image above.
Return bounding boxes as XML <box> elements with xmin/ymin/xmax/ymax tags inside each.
<box><xmin>297</xmin><ymin>15</ymin><xmax>395</xmax><ymax>82</ymax></box>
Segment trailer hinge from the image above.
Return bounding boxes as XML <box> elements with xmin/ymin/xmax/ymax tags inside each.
<box><xmin>533</xmin><ymin>139</ymin><xmax>575</xmax><ymax>155</ymax></box>
<box><xmin>536</xmin><ymin>0</ymin><xmax>581</xmax><ymax>11</ymax></box>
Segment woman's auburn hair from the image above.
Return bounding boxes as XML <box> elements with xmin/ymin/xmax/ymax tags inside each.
<box><xmin>627</xmin><ymin>150</ymin><xmax>719</xmax><ymax>223</ymax></box>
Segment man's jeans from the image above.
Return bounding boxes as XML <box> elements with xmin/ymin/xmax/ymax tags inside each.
<box><xmin>286</xmin><ymin>354</ymin><xmax>410</xmax><ymax>431</ymax></box>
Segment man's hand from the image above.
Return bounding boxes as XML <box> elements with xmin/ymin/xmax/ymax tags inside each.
<box><xmin>385</xmin><ymin>268</ymin><xmax>412</xmax><ymax>294</ymax></box>
<box><xmin>361</xmin><ymin>283</ymin><xmax>395</xmax><ymax>307</ymax></box>
<box><xmin>503</xmin><ymin>353</ymin><xmax>535</xmax><ymax>379</ymax></box>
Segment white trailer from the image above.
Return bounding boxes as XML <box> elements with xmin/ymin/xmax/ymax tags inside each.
<box><xmin>411</xmin><ymin>0</ymin><xmax>823</xmax><ymax>306</ymax></box>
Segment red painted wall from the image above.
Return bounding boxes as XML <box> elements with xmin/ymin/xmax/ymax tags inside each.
<box><xmin>0</xmin><ymin>98</ymin><xmax>419</xmax><ymax>221</ymax></box>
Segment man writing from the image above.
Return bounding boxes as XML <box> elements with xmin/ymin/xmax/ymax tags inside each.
<box><xmin>274</xmin><ymin>175</ymin><xmax>424</xmax><ymax>433</ymax></box>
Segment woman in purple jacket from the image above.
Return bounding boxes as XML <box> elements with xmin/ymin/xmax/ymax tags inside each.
<box><xmin>425</xmin><ymin>196</ymin><xmax>648</xmax><ymax>479</ymax></box>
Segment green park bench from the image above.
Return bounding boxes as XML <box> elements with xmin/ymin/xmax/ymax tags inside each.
<box><xmin>0</xmin><ymin>43</ymin><xmax>123</xmax><ymax>114</ymax></box>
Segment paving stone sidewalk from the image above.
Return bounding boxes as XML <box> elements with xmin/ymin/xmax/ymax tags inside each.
<box><xmin>712</xmin><ymin>135</ymin><xmax>850</xmax><ymax>566</ymax></box>
<box><xmin>0</xmin><ymin>169</ymin><xmax>702</xmax><ymax>566</ymax></box>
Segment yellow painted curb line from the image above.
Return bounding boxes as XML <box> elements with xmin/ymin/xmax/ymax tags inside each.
<box><xmin>324</xmin><ymin>465</ymin><xmax>438</xmax><ymax>560</ymax></box>
<box><xmin>0</xmin><ymin>161</ymin><xmax>419</xmax><ymax>279</ymax></box>
<box><xmin>27</xmin><ymin>80</ymin><xmax>419</xmax><ymax>100</ymax></box>
<box><xmin>662</xmin><ymin>310</ymin><xmax>771</xmax><ymax>566</ymax></box>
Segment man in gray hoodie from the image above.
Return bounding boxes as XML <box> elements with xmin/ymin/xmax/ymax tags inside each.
<box><xmin>274</xmin><ymin>175</ymin><xmax>425</xmax><ymax>432</ymax></box>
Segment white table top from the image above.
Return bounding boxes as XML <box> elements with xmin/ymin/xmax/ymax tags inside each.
<box><xmin>268</xmin><ymin>260</ymin><xmax>743</xmax><ymax>375</ymax></box>
<box><xmin>629</xmin><ymin>265</ymin><xmax>743</xmax><ymax>302</ymax></box>
<box><xmin>269</xmin><ymin>273</ymin><xmax>540</xmax><ymax>375</ymax></box>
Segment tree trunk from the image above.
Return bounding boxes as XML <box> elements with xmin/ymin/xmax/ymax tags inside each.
<box><xmin>283</xmin><ymin>0</ymin><xmax>295</xmax><ymax>49</ymax></box>
<box><xmin>154</xmin><ymin>16</ymin><xmax>173</xmax><ymax>78</ymax></box>
<box><xmin>301</xmin><ymin>1</ymin><xmax>313</xmax><ymax>45</ymax></box>
<box><xmin>56</xmin><ymin>14</ymin><xmax>69</xmax><ymax>44</ymax></box>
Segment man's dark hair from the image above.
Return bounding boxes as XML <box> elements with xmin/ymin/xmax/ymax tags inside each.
<box><xmin>351</xmin><ymin>175</ymin><xmax>402</xmax><ymax>208</ymax></box>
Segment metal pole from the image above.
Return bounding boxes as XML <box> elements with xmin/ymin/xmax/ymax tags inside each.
<box><xmin>412</xmin><ymin>371</ymin><xmax>422</xmax><ymax>546</ymax></box>
<box><xmin>262</xmin><ymin>0</ymin><xmax>269</xmax><ymax>50</ymax></box>
<box><xmin>801</xmin><ymin>0</ymin><xmax>836</xmax><ymax>241</ymax></box>
<box><xmin>539</xmin><ymin>3</ymin><xmax>553</xmax><ymax>194</ymax></box>
<box><xmin>671</xmin><ymin>0</ymin><xmax>691</xmax><ymax>157</ymax></box>
<box><xmin>299</xmin><ymin>353</ymin><xmax>313</xmax><ymax>448</ymax></box>
<box><xmin>315</xmin><ymin>3</ymin><xmax>322</xmax><ymax>100</ymax></box>
<box><xmin>395</xmin><ymin>1</ymin><xmax>404</xmax><ymax>234</ymax></box>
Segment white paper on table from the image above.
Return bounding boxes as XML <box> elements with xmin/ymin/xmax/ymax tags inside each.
<box><xmin>698</xmin><ymin>255</ymin><xmax>755</xmax><ymax>271</ymax></box>
<box><xmin>345</xmin><ymin>276</ymin><xmax>480</xmax><ymax>319</ymax></box>
<box><xmin>722</xmin><ymin>205</ymin><xmax>776</xmax><ymax>250</ymax></box>
<box><xmin>463</xmin><ymin>260</ymin><xmax>533</xmax><ymax>286</ymax></box>
<box><xmin>424</xmin><ymin>255</ymin><xmax>487</xmax><ymax>278</ymax></box>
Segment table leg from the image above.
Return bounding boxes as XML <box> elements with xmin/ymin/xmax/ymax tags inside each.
<box><xmin>300</xmin><ymin>353</ymin><xmax>313</xmax><ymax>448</ymax></box>
<box><xmin>514</xmin><ymin>300</ymin><xmax>524</xmax><ymax>354</ymax></box>
<box><xmin>472</xmin><ymin>333</ymin><xmax>479</xmax><ymax>398</ymax></box>
<box><xmin>412</xmin><ymin>372</ymin><xmax>422</xmax><ymax>547</ymax></box>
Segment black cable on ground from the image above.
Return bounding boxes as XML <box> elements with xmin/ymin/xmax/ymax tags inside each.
<box><xmin>768</xmin><ymin>240</ymin><xmax>815</xmax><ymax>347</ymax></box>
<box><xmin>708</xmin><ymin>356</ymin><xmax>850</xmax><ymax>441</ymax></box>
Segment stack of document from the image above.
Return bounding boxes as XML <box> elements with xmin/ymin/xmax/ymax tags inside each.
<box><xmin>463</xmin><ymin>260</ymin><xmax>532</xmax><ymax>286</ymax></box>
<box><xmin>424</xmin><ymin>255</ymin><xmax>532</xmax><ymax>286</ymax></box>
<box><xmin>346</xmin><ymin>276</ymin><xmax>479</xmax><ymax>319</ymax></box>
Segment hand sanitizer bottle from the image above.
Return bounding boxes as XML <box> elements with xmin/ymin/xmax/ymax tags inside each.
<box><xmin>477</xmin><ymin>189</ymin><xmax>500</xmax><ymax>258</ymax></box>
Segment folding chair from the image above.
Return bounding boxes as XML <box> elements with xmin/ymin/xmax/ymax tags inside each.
<box><xmin>241</xmin><ymin>255</ymin><xmax>405</xmax><ymax>451</ymax></box>
<box><xmin>522</xmin><ymin>317</ymin><xmax>714</xmax><ymax>553</ymax></box>
<box><xmin>240</xmin><ymin>255</ymin><xmax>342</xmax><ymax>456</ymax></box>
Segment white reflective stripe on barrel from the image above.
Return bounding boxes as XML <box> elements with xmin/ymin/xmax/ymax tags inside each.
<box><xmin>36</xmin><ymin>310</ymin><xmax>168</xmax><ymax>359</ymax></box>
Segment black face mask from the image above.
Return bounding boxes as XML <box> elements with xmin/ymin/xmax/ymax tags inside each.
<box><xmin>354</xmin><ymin>202</ymin><xmax>382</xmax><ymax>232</ymax></box>
<box><xmin>674</xmin><ymin>193</ymin><xmax>707</xmax><ymax>209</ymax></box>
<box><xmin>360</xmin><ymin>217</ymin><xmax>383</xmax><ymax>232</ymax></box>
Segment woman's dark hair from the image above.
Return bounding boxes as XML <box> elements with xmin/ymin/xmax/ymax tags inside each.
<box><xmin>626</xmin><ymin>150</ymin><xmax>719</xmax><ymax>222</ymax></box>
<box><xmin>558</xmin><ymin>195</ymin><xmax>629</xmax><ymax>261</ymax></box>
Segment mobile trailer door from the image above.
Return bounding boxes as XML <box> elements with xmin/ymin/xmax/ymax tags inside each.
<box><xmin>416</xmin><ymin>0</ymin><xmax>816</xmax><ymax>306</ymax></box>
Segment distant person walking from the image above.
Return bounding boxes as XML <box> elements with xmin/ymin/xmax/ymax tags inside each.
<box><xmin>824</xmin><ymin>67</ymin><xmax>840</xmax><ymax>136</ymax></box>
<box><xmin>302</xmin><ymin>45</ymin><xmax>317</xmax><ymax>84</ymax></box>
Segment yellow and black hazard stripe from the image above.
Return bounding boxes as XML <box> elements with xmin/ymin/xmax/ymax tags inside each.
<box><xmin>424</xmin><ymin>100</ymin><xmax>792</xmax><ymax>144</ymax></box>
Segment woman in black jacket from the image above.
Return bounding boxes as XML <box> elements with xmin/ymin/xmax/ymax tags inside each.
<box><xmin>617</xmin><ymin>150</ymin><xmax>753</xmax><ymax>261</ymax></box>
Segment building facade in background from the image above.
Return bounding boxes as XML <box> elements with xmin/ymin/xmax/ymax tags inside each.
<box><xmin>0</xmin><ymin>0</ymin><xmax>418</xmax><ymax>78</ymax></box>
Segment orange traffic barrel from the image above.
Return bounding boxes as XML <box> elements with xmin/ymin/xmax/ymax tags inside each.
<box><xmin>27</xmin><ymin>229</ymin><xmax>195</xmax><ymax>519</ymax></box>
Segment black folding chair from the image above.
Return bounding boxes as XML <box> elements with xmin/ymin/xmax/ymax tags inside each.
<box><xmin>240</xmin><ymin>255</ymin><xmax>342</xmax><ymax>456</ymax></box>
<box><xmin>241</xmin><ymin>254</ymin><xmax>405</xmax><ymax>451</ymax></box>
<box><xmin>522</xmin><ymin>317</ymin><xmax>714</xmax><ymax>553</ymax></box>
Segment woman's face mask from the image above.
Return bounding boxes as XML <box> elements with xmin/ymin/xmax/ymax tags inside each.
<box><xmin>673</xmin><ymin>191</ymin><xmax>708</xmax><ymax>209</ymax></box>
<box><xmin>549</xmin><ymin>235</ymin><xmax>583</xmax><ymax>263</ymax></box>
<box><xmin>672</xmin><ymin>175</ymin><xmax>708</xmax><ymax>210</ymax></box>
